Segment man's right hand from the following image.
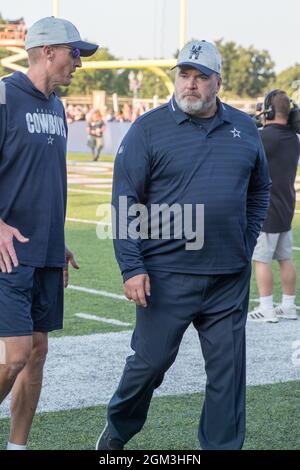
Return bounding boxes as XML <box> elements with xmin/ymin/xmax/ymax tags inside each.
<box><xmin>0</xmin><ymin>219</ymin><xmax>29</xmax><ymax>273</ymax></box>
<box><xmin>124</xmin><ymin>274</ymin><xmax>151</xmax><ymax>308</ymax></box>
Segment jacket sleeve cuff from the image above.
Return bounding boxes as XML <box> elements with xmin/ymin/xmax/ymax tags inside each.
<box><xmin>122</xmin><ymin>267</ymin><xmax>147</xmax><ymax>283</ymax></box>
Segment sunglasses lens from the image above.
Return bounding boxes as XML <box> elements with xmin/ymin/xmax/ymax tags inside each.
<box><xmin>72</xmin><ymin>48</ymin><xmax>81</xmax><ymax>59</ymax></box>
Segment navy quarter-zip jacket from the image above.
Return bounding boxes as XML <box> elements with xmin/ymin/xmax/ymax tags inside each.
<box><xmin>0</xmin><ymin>72</ymin><xmax>67</xmax><ymax>267</ymax></box>
<box><xmin>112</xmin><ymin>96</ymin><xmax>271</xmax><ymax>282</ymax></box>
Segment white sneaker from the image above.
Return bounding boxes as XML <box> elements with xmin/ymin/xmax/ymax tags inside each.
<box><xmin>274</xmin><ymin>305</ymin><xmax>298</xmax><ymax>320</ymax></box>
<box><xmin>247</xmin><ymin>307</ymin><xmax>278</xmax><ymax>323</ymax></box>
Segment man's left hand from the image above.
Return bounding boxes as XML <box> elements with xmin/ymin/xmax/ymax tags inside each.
<box><xmin>64</xmin><ymin>246</ymin><xmax>80</xmax><ymax>288</ymax></box>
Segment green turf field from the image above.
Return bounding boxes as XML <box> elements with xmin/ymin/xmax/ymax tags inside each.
<box><xmin>1</xmin><ymin>152</ymin><xmax>299</xmax><ymax>450</ymax></box>
<box><xmin>0</xmin><ymin>382</ymin><xmax>299</xmax><ymax>450</ymax></box>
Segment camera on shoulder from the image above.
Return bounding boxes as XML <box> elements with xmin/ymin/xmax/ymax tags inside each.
<box><xmin>253</xmin><ymin>99</ymin><xmax>300</xmax><ymax>133</ymax></box>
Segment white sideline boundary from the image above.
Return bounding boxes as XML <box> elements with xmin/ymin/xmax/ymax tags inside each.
<box><xmin>66</xmin><ymin>217</ymin><xmax>111</xmax><ymax>226</ymax></box>
<box><xmin>75</xmin><ymin>313</ymin><xmax>131</xmax><ymax>326</ymax></box>
<box><xmin>67</xmin><ymin>160</ymin><xmax>113</xmax><ymax>168</ymax></box>
<box><xmin>68</xmin><ymin>284</ymin><xmax>127</xmax><ymax>301</ymax></box>
<box><xmin>2</xmin><ymin>320</ymin><xmax>300</xmax><ymax>418</ymax></box>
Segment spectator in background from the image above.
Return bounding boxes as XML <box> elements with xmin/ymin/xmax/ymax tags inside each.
<box><xmin>65</xmin><ymin>104</ymin><xmax>75</xmax><ymax>124</ymax></box>
<box><xmin>85</xmin><ymin>104</ymin><xmax>93</xmax><ymax>123</ymax></box>
<box><xmin>87</xmin><ymin>110</ymin><xmax>106</xmax><ymax>161</ymax></box>
<box><xmin>115</xmin><ymin>110</ymin><xmax>125</xmax><ymax>122</ymax></box>
<box><xmin>64</xmin><ymin>101</ymin><xmax>147</xmax><ymax>124</ymax></box>
<box><xmin>105</xmin><ymin>108</ymin><xmax>115</xmax><ymax>122</ymax></box>
<box><xmin>132</xmin><ymin>102</ymin><xmax>146</xmax><ymax>121</ymax></box>
<box><xmin>73</xmin><ymin>105</ymin><xmax>85</xmax><ymax>121</ymax></box>
<box><xmin>122</xmin><ymin>102</ymin><xmax>132</xmax><ymax>122</ymax></box>
<box><xmin>65</xmin><ymin>104</ymin><xmax>88</xmax><ymax>123</ymax></box>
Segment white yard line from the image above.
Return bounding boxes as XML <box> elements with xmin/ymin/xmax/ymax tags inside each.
<box><xmin>68</xmin><ymin>166</ymin><xmax>112</xmax><ymax>174</ymax></box>
<box><xmin>68</xmin><ymin>178</ymin><xmax>112</xmax><ymax>184</ymax></box>
<box><xmin>75</xmin><ymin>313</ymin><xmax>131</xmax><ymax>326</ymax></box>
<box><xmin>68</xmin><ymin>284</ymin><xmax>127</xmax><ymax>301</ymax></box>
<box><xmin>68</xmin><ymin>188</ymin><xmax>111</xmax><ymax>195</ymax></box>
<box><xmin>66</xmin><ymin>218</ymin><xmax>111</xmax><ymax>226</ymax></box>
<box><xmin>67</xmin><ymin>161</ymin><xmax>114</xmax><ymax>168</ymax></box>
<box><xmin>84</xmin><ymin>184</ymin><xmax>112</xmax><ymax>188</ymax></box>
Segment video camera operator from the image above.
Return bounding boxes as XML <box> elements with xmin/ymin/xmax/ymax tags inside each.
<box><xmin>249</xmin><ymin>89</ymin><xmax>300</xmax><ymax>322</ymax></box>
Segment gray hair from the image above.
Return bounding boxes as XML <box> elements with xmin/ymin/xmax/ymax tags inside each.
<box><xmin>27</xmin><ymin>47</ymin><xmax>43</xmax><ymax>65</ymax></box>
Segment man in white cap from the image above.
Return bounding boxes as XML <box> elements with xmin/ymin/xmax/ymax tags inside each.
<box><xmin>96</xmin><ymin>40</ymin><xmax>271</xmax><ymax>450</ymax></box>
<box><xmin>0</xmin><ymin>17</ymin><xmax>98</xmax><ymax>450</ymax></box>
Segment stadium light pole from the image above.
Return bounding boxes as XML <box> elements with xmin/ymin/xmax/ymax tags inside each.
<box><xmin>179</xmin><ymin>0</ymin><xmax>187</xmax><ymax>49</ymax></box>
<box><xmin>53</xmin><ymin>0</ymin><xmax>59</xmax><ymax>17</ymax></box>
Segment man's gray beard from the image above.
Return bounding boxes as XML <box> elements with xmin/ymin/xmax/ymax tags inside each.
<box><xmin>175</xmin><ymin>94</ymin><xmax>214</xmax><ymax>115</ymax></box>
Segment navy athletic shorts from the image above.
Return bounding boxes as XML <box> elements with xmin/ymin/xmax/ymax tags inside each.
<box><xmin>0</xmin><ymin>264</ymin><xmax>64</xmax><ymax>337</ymax></box>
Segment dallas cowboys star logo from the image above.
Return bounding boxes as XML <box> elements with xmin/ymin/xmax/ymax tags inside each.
<box><xmin>230</xmin><ymin>128</ymin><xmax>241</xmax><ymax>138</ymax></box>
<box><xmin>48</xmin><ymin>136</ymin><xmax>54</xmax><ymax>145</ymax></box>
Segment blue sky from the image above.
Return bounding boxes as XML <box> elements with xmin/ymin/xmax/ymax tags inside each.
<box><xmin>1</xmin><ymin>0</ymin><xmax>299</xmax><ymax>72</ymax></box>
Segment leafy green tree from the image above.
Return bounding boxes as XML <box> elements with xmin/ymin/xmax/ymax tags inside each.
<box><xmin>60</xmin><ymin>45</ymin><xmax>173</xmax><ymax>98</ymax></box>
<box><xmin>271</xmin><ymin>64</ymin><xmax>300</xmax><ymax>98</ymax></box>
<box><xmin>215</xmin><ymin>39</ymin><xmax>275</xmax><ymax>97</ymax></box>
<box><xmin>214</xmin><ymin>40</ymin><xmax>239</xmax><ymax>92</ymax></box>
<box><xmin>138</xmin><ymin>69</ymin><xmax>171</xmax><ymax>99</ymax></box>
<box><xmin>60</xmin><ymin>47</ymin><xmax>130</xmax><ymax>96</ymax></box>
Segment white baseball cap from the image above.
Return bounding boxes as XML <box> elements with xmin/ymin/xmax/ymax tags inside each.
<box><xmin>174</xmin><ymin>40</ymin><xmax>221</xmax><ymax>76</ymax></box>
<box><xmin>25</xmin><ymin>16</ymin><xmax>98</xmax><ymax>57</ymax></box>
